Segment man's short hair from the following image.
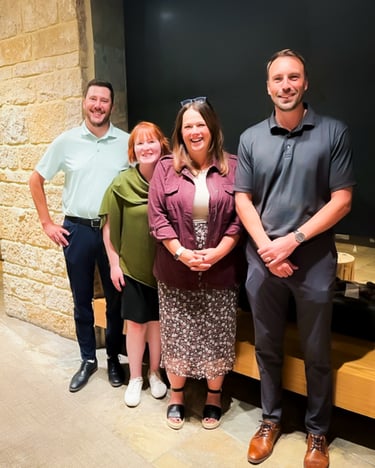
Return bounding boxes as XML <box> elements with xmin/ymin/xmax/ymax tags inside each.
<box><xmin>266</xmin><ymin>49</ymin><xmax>308</xmax><ymax>79</ymax></box>
<box><xmin>84</xmin><ymin>79</ymin><xmax>114</xmax><ymax>103</ymax></box>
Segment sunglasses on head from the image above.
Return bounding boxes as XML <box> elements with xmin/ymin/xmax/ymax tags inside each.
<box><xmin>180</xmin><ymin>96</ymin><xmax>207</xmax><ymax>107</ymax></box>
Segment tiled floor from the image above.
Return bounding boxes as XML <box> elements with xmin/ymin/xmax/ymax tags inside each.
<box><xmin>0</xmin><ymin>260</ymin><xmax>375</xmax><ymax>467</ymax></box>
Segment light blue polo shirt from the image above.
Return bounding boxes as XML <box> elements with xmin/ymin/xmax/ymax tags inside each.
<box><xmin>36</xmin><ymin>122</ymin><xmax>129</xmax><ymax>219</ymax></box>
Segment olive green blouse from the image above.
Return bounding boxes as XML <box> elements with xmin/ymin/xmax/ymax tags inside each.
<box><xmin>100</xmin><ymin>166</ymin><xmax>156</xmax><ymax>288</ymax></box>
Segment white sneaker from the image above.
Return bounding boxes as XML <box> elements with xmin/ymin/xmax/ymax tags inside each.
<box><xmin>124</xmin><ymin>377</ymin><xmax>143</xmax><ymax>407</ymax></box>
<box><xmin>149</xmin><ymin>371</ymin><xmax>167</xmax><ymax>399</ymax></box>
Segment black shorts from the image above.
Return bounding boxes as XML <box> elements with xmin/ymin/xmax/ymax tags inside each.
<box><xmin>121</xmin><ymin>275</ymin><xmax>159</xmax><ymax>323</ymax></box>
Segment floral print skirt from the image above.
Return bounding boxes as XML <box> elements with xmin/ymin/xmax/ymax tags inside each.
<box><xmin>158</xmin><ymin>221</ymin><xmax>237</xmax><ymax>380</ymax></box>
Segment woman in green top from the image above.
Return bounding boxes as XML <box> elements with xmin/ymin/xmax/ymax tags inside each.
<box><xmin>100</xmin><ymin>121</ymin><xmax>170</xmax><ymax>407</ymax></box>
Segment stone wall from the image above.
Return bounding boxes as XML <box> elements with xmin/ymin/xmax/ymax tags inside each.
<box><xmin>0</xmin><ymin>0</ymin><xmax>93</xmax><ymax>339</ymax></box>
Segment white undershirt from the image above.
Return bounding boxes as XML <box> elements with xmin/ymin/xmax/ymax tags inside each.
<box><xmin>192</xmin><ymin>169</ymin><xmax>209</xmax><ymax>221</ymax></box>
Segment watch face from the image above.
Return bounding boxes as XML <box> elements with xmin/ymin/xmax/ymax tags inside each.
<box><xmin>295</xmin><ymin>231</ymin><xmax>305</xmax><ymax>243</ymax></box>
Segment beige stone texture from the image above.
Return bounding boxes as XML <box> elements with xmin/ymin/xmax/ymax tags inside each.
<box><xmin>13</xmin><ymin>52</ymin><xmax>80</xmax><ymax>78</ymax></box>
<box><xmin>26</xmin><ymin>102</ymin><xmax>72</xmax><ymax>144</ymax></box>
<box><xmin>0</xmin><ymin>36</ymin><xmax>32</xmax><ymax>67</ymax></box>
<box><xmin>0</xmin><ymin>65</ymin><xmax>12</xmax><ymax>81</ymax></box>
<box><xmin>58</xmin><ymin>0</ymin><xmax>78</xmax><ymax>23</ymax></box>
<box><xmin>0</xmin><ymin>106</ymin><xmax>28</xmax><ymax>145</ymax></box>
<box><xmin>0</xmin><ymin>1</ymin><xmax>22</xmax><ymax>40</ymax></box>
<box><xmin>32</xmin><ymin>22</ymin><xmax>80</xmax><ymax>59</ymax></box>
<box><xmin>0</xmin><ymin>146</ymin><xmax>19</xmax><ymax>170</ymax></box>
<box><xmin>0</xmin><ymin>0</ymin><xmax>93</xmax><ymax>339</ymax></box>
<box><xmin>0</xmin><ymin>78</ymin><xmax>36</xmax><ymax>105</ymax></box>
<box><xmin>33</xmin><ymin>68</ymin><xmax>83</xmax><ymax>102</ymax></box>
<box><xmin>22</xmin><ymin>0</ymin><xmax>59</xmax><ymax>33</ymax></box>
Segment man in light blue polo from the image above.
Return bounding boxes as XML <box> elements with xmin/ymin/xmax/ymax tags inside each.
<box><xmin>29</xmin><ymin>79</ymin><xmax>129</xmax><ymax>392</ymax></box>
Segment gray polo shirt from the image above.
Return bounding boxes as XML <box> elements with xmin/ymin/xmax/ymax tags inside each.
<box><xmin>234</xmin><ymin>105</ymin><xmax>355</xmax><ymax>239</ymax></box>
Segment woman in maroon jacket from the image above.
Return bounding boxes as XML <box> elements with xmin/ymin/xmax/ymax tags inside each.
<box><xmin>148</xmin><ymin>97</ymin><xmax>244</xmax><ymax>430</ymax></box>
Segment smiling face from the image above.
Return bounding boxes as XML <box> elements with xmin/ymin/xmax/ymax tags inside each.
<box><xmin>267</xmin><ymin>56</ymin><xmax>308</xmax><ymax>112</ymax></box>
<box><xmin>82</xmin><ymin>85</ymin><xmax>113</xmax><ymax>135</ymax></box>
<box><xmin>133</xmin><ymin>129</ymin><xmax>162</xmax><ymax>165</ymax></box>
<box><xmin>181</xmin><ymin>108</ymin><xmax>212</xmax><ymax>160</ymax></box>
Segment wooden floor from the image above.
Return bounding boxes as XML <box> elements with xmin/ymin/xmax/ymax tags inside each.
<box><xmin>234</xmin><ymin>309</ymin><xmax>375</xmax><ymax>419</ymax></box>
<box><xmin>93</xmin><ymin>298</ymin><xmax>375</xmax><ymax>419</ymax></box>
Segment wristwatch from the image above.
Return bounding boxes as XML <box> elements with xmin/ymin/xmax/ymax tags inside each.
<box><xmin>174</xmin><ymin>246</ymin><xmax>186</xmax><ymax>260</ymax></box>
<box><xmin>293</xmin><ymin>229</ymin><xmax>306</xmax><ymax>244</ymax></box>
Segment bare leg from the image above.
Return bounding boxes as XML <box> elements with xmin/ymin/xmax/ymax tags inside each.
<box><xmin>206</xmin><ymin>375</ymin><xmax>224</xmax><ymax>406</ymax></box>
<box><xmin>126</xmin><ymin>320</ymin><xmax>147</xmax><ymax>378</ymax></box>
<box><xmin>146</xmin><ymin>321</ymin><xmax>162</xmax><ymax>373</ymax></box>
<box><xmin>167</xmin><ymin>373</ymin><xmax>186</xmax><ymax>404</ymax></box>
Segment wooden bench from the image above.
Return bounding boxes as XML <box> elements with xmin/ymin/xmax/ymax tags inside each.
<box><xmin>93</xmin><ymin>298</ymin><xmax>375</xmax><ymax>419</ymax></box>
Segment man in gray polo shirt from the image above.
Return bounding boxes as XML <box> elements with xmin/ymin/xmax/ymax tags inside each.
<box><xmin>235</xmin><ymin>49</ymin><xmax>355</xmax><ymax>468</ymax></box>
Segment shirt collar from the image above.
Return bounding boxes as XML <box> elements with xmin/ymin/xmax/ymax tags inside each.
<box><xmin>80</xmin><ymin>121</ymin><xmax>116</xmax><ymax>140</ymax></box>
<box><xmin>269</xmin><ymin>103</ymin><xmax>315</xmax><ymax>135</ymax></box>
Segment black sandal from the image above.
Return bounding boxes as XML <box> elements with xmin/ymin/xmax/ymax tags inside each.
<box><xmin>167</xmin><ymin>386</ymin><xmax>185</xmax><ymax>430</ymax></box>
<box><xmin>202</xmin><ymin>388</ymin><xmax>222</xmax><ymax>430</ymax></box>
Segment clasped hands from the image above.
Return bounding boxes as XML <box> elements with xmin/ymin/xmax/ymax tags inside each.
<box><xmin>183</xmin><ymin>248</ymin><xmax>216</xmax><ymax>271</ymax></box>
<box><xmin>257</xmin><ymin>234</ymin><xmax>298</xmax><ymax>278</ymax></box>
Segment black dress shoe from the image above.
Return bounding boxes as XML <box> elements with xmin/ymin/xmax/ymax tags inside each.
<box><xmin>69</xmin><ymin>359</ymin><xmax>98</xmax><ymax>393</ymax></box>
<box><xmin>107</xmin><ymin>357</ymin><xmax>125</xmax><ymax>387</ymax></box>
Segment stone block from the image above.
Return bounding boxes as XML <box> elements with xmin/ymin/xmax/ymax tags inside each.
<box><xmin>0</xmin><ymin>183</ymin><xmax>32</xmax><ymax>208</ymax></box>
<box><xmin>0</xmin><ymin>65</ymin><xmax>12</xmax><ymax>81</ymax></box>
<box><xmin>66</xmin><ymin>98</ymin><xmax>83</xmax><ymax>127</ymax></box>
<box><xmin>0</xmin><ymin>208</ymin><xmax>31</xmax><ymax>243</ymax></box>
<box><xmin>5</xmin><ymin>295</ymin><xmax>75</xmax><ymax>340</ymax></box>
<box><xmin>0</xmin><ymin>0</ymin><xmax>21</xmax><ymax>40</ymax></box>
<box><xmin>26</xmin><ymin>102</ymin><xmax>67</xmax><ymax>143</ymax></box>
<box><xmin>22</xmin><ymin>0</ymin><xmax>58</xmax><ymax>33</ymax></box>
<box><xmin>0</xmin><ymin>146</ymin><xmax>18</xmax><ymax>170</ymax></box>
<box><xmin>56</xmin><ymin>51</ymin><xmax>80</xmax><ymax>69</ymax></box>
<box><xmin>0</xmin><ymin>36</ymin><xmax>32</xmax><ymax>67</ymax></box>
<box><xmin>32</xmin><ymin>22</ymin><xmax>79</xmax><ymax>59</ymax></box>
<box><xmin>0</xmin><ymin>106</ymin><xmax>28</xmax><ymax>144</ymax></box>
<box><xmin>3</xmin><ymin>293</ymin><xmax>28</xmax><ymax>321</ymax></box>
<box><xmin>35</xmin><ymin>68</ymin><xmax>82</xmax><ymax>102</ymax></box>
<box><xmin>45</xmin><ymin>286</ymin><xmax>73</xmax><ymax>312</ymax></box>
<box><xmin>18</xmin><ymin>144</ymin><xmax>47</xmax><ymax>171</ymax></box>
<box><xmin>58</xmin><ymin>0</ymin><xmax>77</xmax><ymax>22</ymax></box>
<box><xmin>0</xmin><ymin>78</ymin><xmax>36</xmax><ymax>105</ymax></box>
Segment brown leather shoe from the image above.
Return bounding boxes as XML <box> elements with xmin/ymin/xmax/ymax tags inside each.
<box><xmin>304</xmin><ymin>433</ymin><xmax>329</xmax><ymax>468</ymax></box>
<box><xmin>247</xmin><ymin>420</ymin><xmax>281</xmax><ymax>464</ymax></box>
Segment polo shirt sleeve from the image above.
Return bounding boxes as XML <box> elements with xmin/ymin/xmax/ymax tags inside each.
<box><xmin>234</xmin><ymin>131</ymin><xmax>254</xmax><ymax>193</ymax></box>
<box><xmin>329</xmin><ymin>123</ymin><xmax>356</xmax><ymax>192</ymax></box>
<box><xmin>35</xmin><ymin>133</ymin><xmax>66</xmax><ymax>181</ymax></box>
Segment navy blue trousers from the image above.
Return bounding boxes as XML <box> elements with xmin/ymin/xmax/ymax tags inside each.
<box><xmin>245</xmin><ymin>234</ymin><xmax>336</xmax><ymax>434</ymax></box>
<box><xmin>63</xmin><ymin>219</ymin><xmax>123</xmax><ymax>361</ymax></box>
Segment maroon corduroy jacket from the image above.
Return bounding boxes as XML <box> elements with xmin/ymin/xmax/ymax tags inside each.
<box><xmin>148</xmin><ymin>153</ymin><xmax>245</xmax><ymax>290</ymax></box>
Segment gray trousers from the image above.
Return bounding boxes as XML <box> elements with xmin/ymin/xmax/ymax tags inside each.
<box><xmin>245</xmin><ymin>234</ymin><xmax>337</xmax><ymax>434</ymax></box>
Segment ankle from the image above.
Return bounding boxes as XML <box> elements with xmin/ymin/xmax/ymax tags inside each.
<box><xmin>206</xmin><ymin>387</ymin><xmax>222</xmax><ymax>406</ymax></box>
<box><xmin>169</xmin><ymin>386</ymin><xmax>184</xmax><ymax>405</ymax></box>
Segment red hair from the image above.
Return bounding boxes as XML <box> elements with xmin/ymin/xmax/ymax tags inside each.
<box><xmin>128</xmin><ymin>121</ymin><xmax>170</xmax><ymax>164</ymax></box>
